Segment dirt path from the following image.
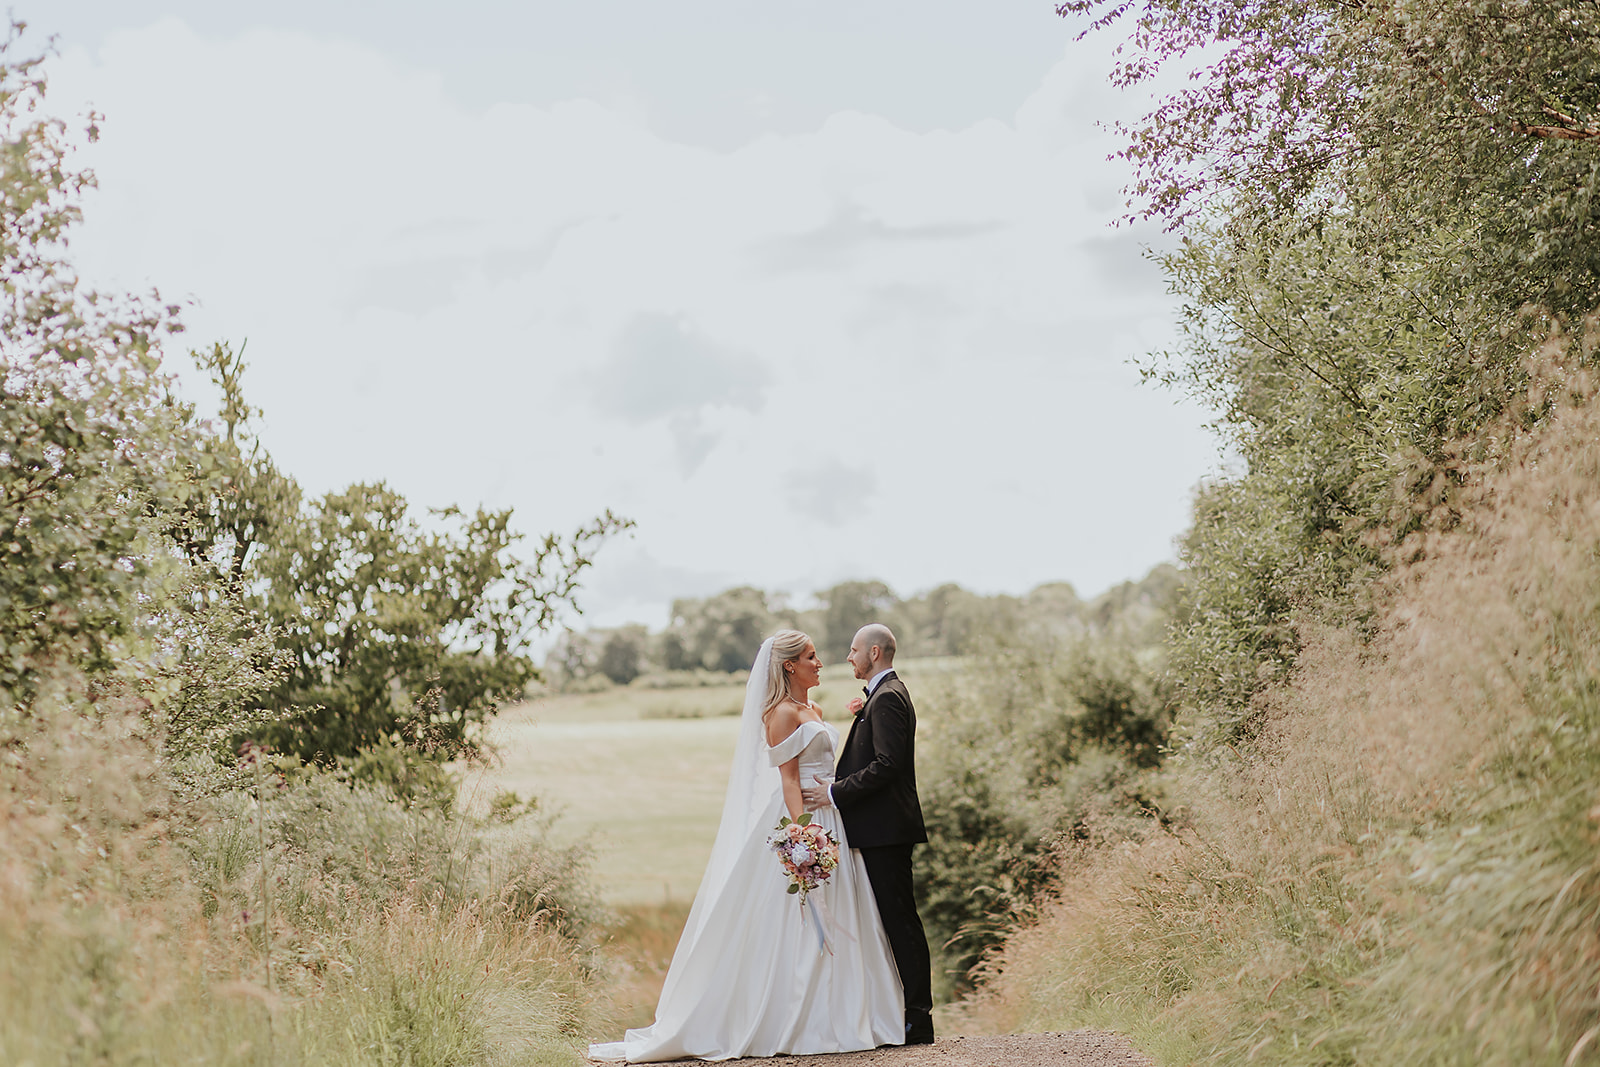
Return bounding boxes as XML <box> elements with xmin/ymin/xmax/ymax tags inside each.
<box><xmin>732</xmin><ymin>1033</ymin><xmax>1153</xmax><ymax>1067</ymax></box>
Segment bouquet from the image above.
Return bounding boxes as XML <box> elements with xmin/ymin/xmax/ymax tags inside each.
<box><xmin>767</xmin><ymin>813</ymin><xmax>840</xmax><ymax>905</ymax></box>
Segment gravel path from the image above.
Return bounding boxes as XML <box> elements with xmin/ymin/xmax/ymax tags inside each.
<box><xmin>717</xmin><ymin>1033</ymin><xmax>1153</xmax><ymax>1067</ymax></box>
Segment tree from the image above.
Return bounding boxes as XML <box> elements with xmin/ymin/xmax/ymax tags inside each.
<box><xmin>548</xmin><ymin>630</ymin><xmax>599</xmax><ymax>686</ymax></box>
<box><xmin>250</xmin><ymin>485</ymin><xmax>627</xmax><ymax>761</ymax></box>
<box><xmin>171</xmin><ymin>341</ymin><xmax>301</xmax><ymax>590</ymax></box>
<box><xmin>0</xmin><ymin>31</ymin><xmax>187</xmax><ymax>708</ymax></box>
<box><xmin>670</xmin><ymin>587</ymin><xmax>774</xmax><ymax>673</ymax></box>
<box><xmin>1062</xmin><ymin>0</ymin><xmax>1600</xmax><ymax>740</ymax></box>
<box><xmin>653</xmin><ymin>628</ymin><xmax>693</xmax><ymax>672</ymax></box>
<box><xmin>597</xmin><ymin>625</ymin><xmax>648</xmax><ymax>685</ymax></box>
<box><xmin>816</xmin><ymin>580</ymin><xmax>899</xmax><ymax>663</ymax></box>
<box><xmin>159</xmin><ymin>341</ymin><xmax>633</xmax><ymax>763</ymax></box>
<box><xmin>1064</xmin><ymin>0</ymin><xmax>1600</xmax><ymax>301</ymax></box>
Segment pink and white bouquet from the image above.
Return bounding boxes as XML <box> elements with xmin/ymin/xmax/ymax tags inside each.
<box><xmin>767</xmin><ymin>813</ymin><xmax>840</xmax><ymax>904</ymax></box>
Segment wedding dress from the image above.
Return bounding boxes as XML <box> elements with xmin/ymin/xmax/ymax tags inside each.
<box><xmin>588</xmin><ymin>638</ymin><xmax>904</xmax><ymax>1062</ymax></box>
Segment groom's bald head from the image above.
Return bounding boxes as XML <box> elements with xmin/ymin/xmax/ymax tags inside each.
<box><xmin>856</xmin><ymin>624</ymin><xmax>896</xmax><ymax>662</ymax></box>
<box><xmin>847</xmin><ymin>624</ymin><xmax>897</xmax><ymax>679</ymax></box>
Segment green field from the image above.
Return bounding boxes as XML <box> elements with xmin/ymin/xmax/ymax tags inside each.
<box><xmin>468</xmin><ymin>660</ymin><xmax>956</xmax><ymax>905</ymax></box>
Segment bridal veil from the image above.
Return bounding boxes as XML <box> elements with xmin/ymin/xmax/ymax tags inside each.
<box><xmin>669</xmin><ymin>636</ymin><xmax>780</xmax><ymax>957</ymax></box>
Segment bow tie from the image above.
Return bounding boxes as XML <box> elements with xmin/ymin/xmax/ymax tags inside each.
<box><xmin>862</xmin><ymin>686</ymin><xmax>871</xmax><ymax>698</ymax></box>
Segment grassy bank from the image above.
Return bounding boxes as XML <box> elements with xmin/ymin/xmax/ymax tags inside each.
<box><xmin>966</xmin><ymin>369</ymin><xmax>1600</xmax><ymax>1064</ymax></box>
<box><xmin>0</xmin><ymin>678</ymin><xmax>605</xmax><ymax>1067</ymax></box>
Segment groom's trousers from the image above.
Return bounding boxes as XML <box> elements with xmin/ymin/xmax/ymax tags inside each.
<box><xmin>858</xmin><ymin>844</ymin><xmax>933</xmax><ymax>1019</ymax></box>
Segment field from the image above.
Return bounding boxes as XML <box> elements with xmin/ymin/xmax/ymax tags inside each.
<box><xmin>468</xmin><ymin>660</ymin><xmax>955</xmax><ymax>906</ymax></box>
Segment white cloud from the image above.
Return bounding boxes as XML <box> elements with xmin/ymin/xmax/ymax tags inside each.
<box><xmin>49</xmin><ymin>18</ymin><xmax>1220</xmax><ymax>627</ymax></box>
<box><xmin>786</xmin><ymin>460</ymin><xmax>878</xmax><ymax>527</ymax></box>
<box><xmin>752</xmin><ymin>199</ymin><xmax>1004</xmax><ymax>275</ymax></box>
<box><xmin>593</xmin><ymin>313</ymin><xmax>768</xmax><ymax>424</ymax></box>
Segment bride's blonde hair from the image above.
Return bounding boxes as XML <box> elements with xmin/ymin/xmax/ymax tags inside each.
<box><xmin>761</xmin><ymin>629</ymin><xmax>814</xmax><ymax>725</ymax></box>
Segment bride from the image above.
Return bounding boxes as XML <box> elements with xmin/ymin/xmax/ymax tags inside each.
<box><xmin>588</xmin><ymin>630</ymin><xmax>905</xmax><ymax>1062</ymax></box>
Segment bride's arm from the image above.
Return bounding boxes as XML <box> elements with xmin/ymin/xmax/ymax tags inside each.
<box><xmin>777</xmin><ymin>757</ymin><xmax>805</xmax><ymax>821</ymax></box>
<box><xmin>766</xmin><ymin>703</ymin><xmax>805</xmax><ymax>820</ymax></box>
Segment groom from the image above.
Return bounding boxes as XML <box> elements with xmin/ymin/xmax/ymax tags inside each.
<box><xmin>802</xmin><ymin>623</ymin><xmax>934</xmax><ymax>1046</ymax></box>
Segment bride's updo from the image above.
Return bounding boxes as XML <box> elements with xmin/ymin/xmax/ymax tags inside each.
<box><xmin>761</xmin><ymin>629</ymin><xmax>813</xmax><ymax>723</ymax></box>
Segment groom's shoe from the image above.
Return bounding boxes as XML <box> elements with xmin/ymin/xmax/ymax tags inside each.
<box><xmin>905</xmin><ymin>1014</ymin><xmax>935</xmax><ymax>1046</ymax></box>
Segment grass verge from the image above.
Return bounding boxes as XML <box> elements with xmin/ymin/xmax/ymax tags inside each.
<box><xmin>967</xmin><ymin>357</ymin><xmax>1600</xmax><ymax>1065</ymax></box>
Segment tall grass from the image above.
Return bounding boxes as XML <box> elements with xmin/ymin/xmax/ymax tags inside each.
<box><xmin>0</xmin><ymin>670</ymin><xmax>603</xmax><ymax>1066</ymax></box>
<box><xmin>593</xmin><ymin>901</ymin><xmax>695</xmax><ymax>1032</ymax></box>
<box><xmin>969</xmin><ymin>342</ymin><xmax>1600</xmax><ymax>1065</ymax></box>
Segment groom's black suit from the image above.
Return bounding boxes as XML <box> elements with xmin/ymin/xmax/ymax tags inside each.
<box><xmin>832</xmin><ymin>670</ymin><xmax>933</xmax><ymax>1036</ymax></box>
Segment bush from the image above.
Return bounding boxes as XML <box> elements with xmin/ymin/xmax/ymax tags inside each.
<box><xmin>1</xmin><ymin>669</ymin><xmax>604</xmax><ymax>1066</ymax></box>
<box><xmin>970</xmin><ymin>350</ymin><xmax>1600</xmax><ymax>1066</ymax></box>
<box><xmin>199</xmin><ymin>758</ymin><xmax>604</xmax><ymax>942</ymax></box>
<box><xmin>914</xmin><ymin>573</ymin><xmax>1179</xmax><ymax>992</ymax></box>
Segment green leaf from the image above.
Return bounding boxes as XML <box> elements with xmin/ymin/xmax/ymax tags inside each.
<box><xmin>786</xmin><ymin>883</ymin><xmax>799</xmax><ymax>894</ymax></box>
<box><xmin>797</xmin><ymin>813</ymin><xmax>812</xmax><ymax>826</ymax></box>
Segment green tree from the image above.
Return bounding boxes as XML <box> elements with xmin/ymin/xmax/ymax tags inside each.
<box><xmin>163</xmin><ymin>343</ymin><xmax>633</xmax><ymax>765</ymax></box>
<box><xmin>0</xmin><ymin>34</ymin><xmax>307</xmax><ymax>784</ymax></box>
<box><xmin>253</xmin><ymin>487</ymin><xmax>628</xmax><ymax>762</ymax></box>
<box><xmin>1065</xmin><ymin>0</ymin><xmax>1600</xmax><ymax>300</ymax></box>
<box><xmin>653</xmin><ymin>627</ymin><xmax>693</xmax><ymax>672</ymax></box>
<box><xmin>549</xmin><ymin>630</ymin><xmax>599</xmax><ymax>685</ymax></box>
<box><xmin>669</xmin><ymin>587</ymin><xmax>774</xmax><ymax>672</ymax></box>
<box><xmin>816</xmin><ymin>580</ymin><xmax>899</xmax><ymax>663</ymax></box>
<box><xmin>171</xmin><ymin>341</ymin><xmax>301</xmax><ymax>589</ymax></box>
<box><xmin>898</xmin><ymin>583</ymin><xmax>1025</xmax><ymax>657</ymax></box>
<box><xmin>1062</xmin><ymin>0</ymin><xmax>1600</xmax><ymax>740</ymax></box>
<box><xmin>0</xmin><ymin>32</ymin><xmax>187</xmax><ymax>708</ymax></box>
<box><xmin>597</xmin><ymin>624</ymin><xmax>648</xmax><ymax>685</ymax></box>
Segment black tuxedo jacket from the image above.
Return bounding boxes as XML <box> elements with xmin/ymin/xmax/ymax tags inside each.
<box><xmin>832</xmin><ymin>671</ymin><xmax>927</xmax><ymax>849</ymax></box>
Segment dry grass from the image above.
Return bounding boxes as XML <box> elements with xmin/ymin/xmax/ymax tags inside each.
<box><xmin>591</xmin><ymin>900</ymin><xmax>694</xmax><ymax>1033</ymax></box>
<box><xmin>0</xmin><ymin>671</ymin><xmax>602</xmax><ymax>1066</ymax></box>
<box><xmin>967</xmin><ymin>342</ymin><xmax>1600</xmax><ymax>1065</ymax></box>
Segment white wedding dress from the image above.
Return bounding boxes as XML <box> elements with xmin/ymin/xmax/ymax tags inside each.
<box><xmin>589</xmin><ymin>640</ymin><xmax>904</xmax><ymax>1062</ymax></box>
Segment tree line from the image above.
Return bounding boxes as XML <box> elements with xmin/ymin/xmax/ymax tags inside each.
<box><xmin>547</xmin><ymin>566</ymin><xmax>1180</xmax><ymax>689</ymax></box>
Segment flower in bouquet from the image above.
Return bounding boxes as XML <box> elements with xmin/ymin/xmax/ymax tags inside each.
<box><xmin>767</xmin><ymin>813</ymin><xmax>840</xmax><ymax>905</ymax></box>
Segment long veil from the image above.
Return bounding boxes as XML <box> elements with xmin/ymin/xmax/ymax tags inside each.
<box><xmin>662</xmin><ymin>636</ymin><xmax>781</xmax><ymax>970</ymax></box>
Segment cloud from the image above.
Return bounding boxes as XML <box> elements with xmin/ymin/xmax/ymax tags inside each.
<box><xmin>786</xmin><ymin>460</ymin><xmax>878</xmax><ymax>527</ymax></box>
<box><xmin>592</xmin><ymin>312</ymin><xmax>769</xmax><ymax>424</ymax></box>
<box><xmin>845</xmin><ymin>282</ymin><xmax>961</xmax><ymax>336</ymax></box>
<box><xmin>576</xmin><ymin>542</ymin><xmax>732</xmax><ymax>626</ymax></box>
<box><xmin>752</xmin><ymin>200</ymin><xmax>1003</xmax><ymax>275</ymax></box>
<box><xmin>588</xmin><ymin>313</ymin><xmax>770</xmax><ymax>474</ymax></box>
<box><xmin>667</xmin><ymin>413</ymin><xmax>720</xmax><ymax>477</ymax></box>
<box><xmin>50</xmin><ymin>20</ymin><xmax>1219</xmax><ymax>631</ymax></box>
<box><xmin>1080</xmin><ymin>232</ymin><xmax>1175</xmax><ymax>292</ymax></box>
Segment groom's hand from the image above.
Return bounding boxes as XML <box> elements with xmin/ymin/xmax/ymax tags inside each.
<box><xmin>800</xmin><ymin>775</ymin><xmax>833</xmax><ymax>809</ymax></box>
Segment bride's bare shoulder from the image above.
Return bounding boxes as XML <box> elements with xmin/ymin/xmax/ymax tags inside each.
<box><xmin>764</xmin><ymin>701</ymin><xmax>802</xmax><ymax>746</ymax></box>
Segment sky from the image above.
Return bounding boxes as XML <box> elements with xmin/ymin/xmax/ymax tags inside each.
<box><xmin>37</xmin><ymin>1</ymin><xmax>1223</xmax><ymax>633</ymax></box>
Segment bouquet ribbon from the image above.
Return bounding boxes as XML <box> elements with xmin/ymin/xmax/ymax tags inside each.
<box><xmin>802</xmin><ymin>889</ymin><xmax>857</xmax><ymax>958</ymax></box>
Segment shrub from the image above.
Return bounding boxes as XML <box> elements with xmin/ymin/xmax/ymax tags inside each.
<box><xmin>971</xmin><ymin>346</ymin><xmax>1600</xmax><ymax>1066</ymax></box>
<box><xmin>0</xmin><ymin>683</ymin><xmax>604</xmax><ymax>1067</ymax></box>
<box><xmin>914</xmin><ymin>572</ymin><xmax>1179</xmax><ymax>992</ymax></box>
